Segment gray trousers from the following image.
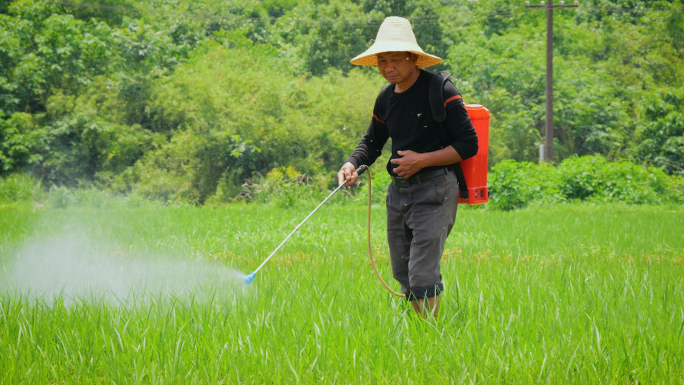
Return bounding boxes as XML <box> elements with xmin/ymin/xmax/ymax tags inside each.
<box><xmin>386</xmin><ymin>170</ymin><xmax>459</xmax><ymax>300</ymax></box>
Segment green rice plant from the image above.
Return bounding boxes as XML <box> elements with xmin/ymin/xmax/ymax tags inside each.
<box><xmin>0</xmin><ymin>202</ymin><xmax>682</xmax><ymax>383</ymax></box>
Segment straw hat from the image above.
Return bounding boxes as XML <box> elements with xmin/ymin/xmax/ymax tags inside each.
<box><xmin>350</xmin><ymin>16</ymin><xmax>442</xmax><ymax>68</ymax></box>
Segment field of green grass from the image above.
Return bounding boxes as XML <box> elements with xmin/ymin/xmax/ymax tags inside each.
<box><xmin>1</xmin><ymin>201</ymin><xmax>683</xmax><ymax>383</ymax></box>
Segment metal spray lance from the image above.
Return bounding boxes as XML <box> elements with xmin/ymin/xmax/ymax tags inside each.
<box><xmin>243</xmin><ymin>165</ymin><xmax>368</xmax><ymax>284</ymax></box>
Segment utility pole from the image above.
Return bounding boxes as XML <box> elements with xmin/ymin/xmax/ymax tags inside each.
<box><xmin>525</xmin><ymin>0</ymin><xmax>578</xmax><ymax>162</ymax></box>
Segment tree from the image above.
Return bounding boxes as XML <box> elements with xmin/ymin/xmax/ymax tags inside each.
<box><xmin>635</xmin><ymin>89</ymin><xmax>684</xmax><ymax>173</ymax></box>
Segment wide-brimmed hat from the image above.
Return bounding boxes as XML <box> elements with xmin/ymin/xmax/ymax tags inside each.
<box><xmin>350</xmin><ymin>16</ymin><xmax>442</xmax><ymax>68</ymax></box>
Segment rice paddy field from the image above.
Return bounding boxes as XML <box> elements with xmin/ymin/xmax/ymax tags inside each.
<box><xmin>1</xmin><ymin>201</ymin><xmax>683</xmax><ymax>383</ymax></box>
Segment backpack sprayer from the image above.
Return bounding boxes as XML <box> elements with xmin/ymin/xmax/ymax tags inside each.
<box><xmin>244</xmin><ymin>102</ymin><xmax>491</xmax><ymax>294</ymax></box>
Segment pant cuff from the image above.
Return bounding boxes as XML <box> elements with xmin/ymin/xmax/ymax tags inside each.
<box><xmin>406</xmin><ymin>283</ymin><xmax>444</xmax><ymax>301</ymax></box>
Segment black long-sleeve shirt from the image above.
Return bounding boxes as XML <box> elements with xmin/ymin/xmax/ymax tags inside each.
<box><xmin>346</xmin><ymin>70</ymin><xmax>479</xmax><ymax>177</ymax></box>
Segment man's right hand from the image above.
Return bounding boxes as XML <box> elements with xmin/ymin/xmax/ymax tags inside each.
<box><xmin>337</xmin><ymin>162</ymin><xmax>358</xmax><ymax>187</ymax></box>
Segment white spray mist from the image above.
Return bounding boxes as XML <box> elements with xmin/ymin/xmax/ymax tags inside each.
<box><xmin>4</xmin><ymin>233</ymin><xmax>249</xmax><ymax>305</ymax></box>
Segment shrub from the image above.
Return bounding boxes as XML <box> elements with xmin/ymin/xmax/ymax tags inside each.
<box><xmin>489</xmin><ymin>155</ymin><xmax>682</xmax><ymax>209</ymax></box>
<box><xmin>593</xmin><ymin>161</ymin><xmax>669</xmax><ymax>204</ymax></box>
<box><xmin>488</xmin><ymin>160</ymin><xmax>564</xmax><ymax>210</ymax></box>
<box><xmin>236</xmin><ymin>166</ymin><xmax>330</xmax><ymax>208</ymax></box>
<box><xmin>47</xmin><ymin>185</ymin><xmax>75</xmax><ymax>209</ymax></box>
<box><xmin>556</xmin><ymin>156</ymin><xmax>606</xmax><ymax>200</ymax></box>
<box><xmin>0</xmin><ymin>173</ymin><xmax>45</xmax><ymax>203</ymax></box>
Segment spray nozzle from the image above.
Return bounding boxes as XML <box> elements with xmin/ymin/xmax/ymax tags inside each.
<box><xmin>243</xmin><ymin>272</ymin><xmax>256</xmax><ymax>285</ymax></box>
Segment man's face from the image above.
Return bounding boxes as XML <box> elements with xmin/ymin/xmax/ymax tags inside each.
<box><xmin>377</xmin><ymin>52</ymin><xmax>418</xmax><ymax>84</ymax></box>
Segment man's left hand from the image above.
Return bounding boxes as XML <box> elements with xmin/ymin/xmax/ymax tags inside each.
<box><xmin>390</xmin><ymin>150</ymin><xmax>424</xmax><ymax>178</ymax></box>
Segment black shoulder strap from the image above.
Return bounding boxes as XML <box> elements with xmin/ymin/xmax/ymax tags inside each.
<box><xmin>430</xmin><ymin>71</ymin><xmax>469</xmax><ymax>199</ymax></box>
<box><xmin>430</xmin><ymin>71</ymin><xmax>450</xmax><ymax>123</ymax></box>
<box><xmin>377</xmin><ymin>84</ymin><xmax>393</xmax><ymax>121</ymax></box>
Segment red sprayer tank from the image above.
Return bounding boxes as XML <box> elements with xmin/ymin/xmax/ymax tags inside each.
<box><xmin>459</xmin><ymin>104</ymin><xmax>490</xmax><ymax>205</ymax></box>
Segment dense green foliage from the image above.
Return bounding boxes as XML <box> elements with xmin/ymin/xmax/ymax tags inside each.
<box><xmin>1</xmin><ymin>204</ymin><xmax>683</xmax><ymax>382</ymax></box>
<box><xmin>1</xmin><ymin>0</ymin><xmax>683</xmax><ymax>203</ymax></box>
<box><xmin>489</xmin><ymin>155</ymin><xmax>684</xmax><ymax>209</ymax></box>
<box><xmin>2</xmin><ymin>155</ymin><xmax>683</xmax><ymax>210</ymax></box>
<box><xmin>0</xmin><ymin>173</ymin><xmax>44</xmax><ymax>203</ymax></box>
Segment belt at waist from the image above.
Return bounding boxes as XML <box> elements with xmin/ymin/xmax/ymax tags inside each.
<box><xmin>391</xmin><ymin>167</ymin><xmax>449</xmax><ymax>187</ymax></box>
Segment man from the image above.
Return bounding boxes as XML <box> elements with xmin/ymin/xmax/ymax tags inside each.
<box><xmin>337</xmin><ymin>17</ymin><xmax>478</xmax><ymax>318</ymax></box>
